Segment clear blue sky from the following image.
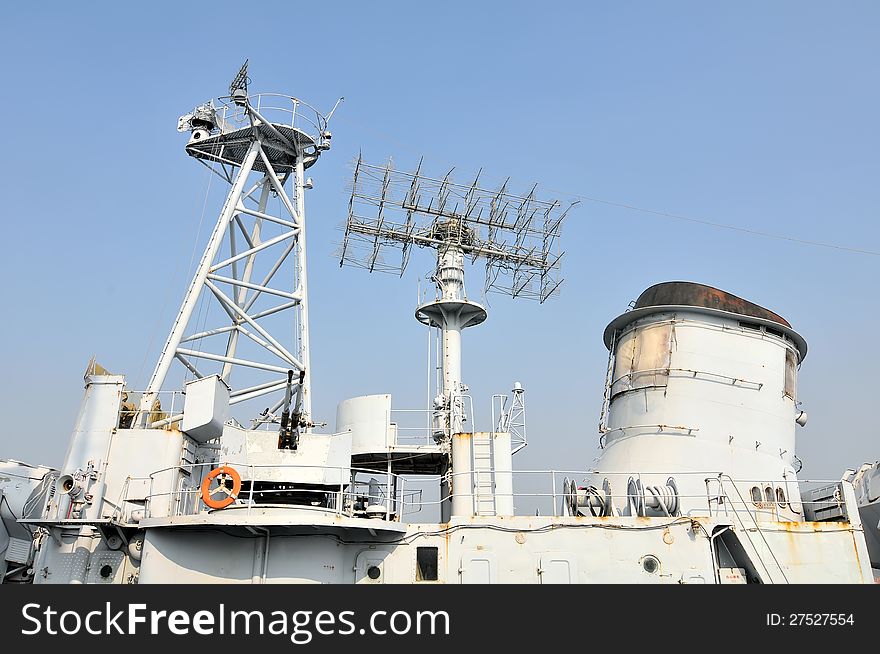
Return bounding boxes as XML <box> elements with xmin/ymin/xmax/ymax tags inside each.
<box><xmin>2</xmin><ymin>1</ymin><xmax>879</xmax><ymax>481</ymax></box>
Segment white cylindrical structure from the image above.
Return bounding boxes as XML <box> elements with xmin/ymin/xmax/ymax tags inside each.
<box><xmin>335</xmin><ymin>394</ymin><xmax>393</xmax><ymax>455</ymax></box>
<box><xmin>591</xmin><ymin>282</ymin><xmax>808</xmax><ymax>519</ymax></box>
<box><xmin>413</xmin><ymin>241</ymin><xmax>488</xmax><ymax>517</ymax></box>
<box><xmin>57</xmin><ymin>373</ymin><xmax>125</xmax><ymax>520</ymax></box>
<box><xmin>442</xmin><ymin>319</ymin><xmax>462</xmax><ymax>406</ymax></box>
<box><xmin>438</xmin><ymin>246</ymin><xmax>465</xmax><ymax>301</ymax></box>
<box><xmin>415</xmin><ymin>244</ymin><xmax>487</xmax><ymax>437</ymax></box>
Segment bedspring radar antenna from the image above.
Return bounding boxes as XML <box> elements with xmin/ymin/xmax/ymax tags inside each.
<box><xmin>340</xmin><ymin>156</ymin><xmax>577</xmax><ymax>437</ymax></box>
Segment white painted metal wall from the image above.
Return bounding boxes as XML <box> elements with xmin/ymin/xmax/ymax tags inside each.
<box><xmin>592</xmin><ymin>308</ymin><xmax>807</xmax><ymax>518</ymax></box>
<box><xmin>135</xmin><ymin>513</ymin><xmax>872</xmax><ymax>584</ymax></box>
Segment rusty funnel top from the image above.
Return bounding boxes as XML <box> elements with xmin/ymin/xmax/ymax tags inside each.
<box><xmin>603</xmin><ymin>281</ymin><xmax>806</xmax><ymax>360</ymax></box>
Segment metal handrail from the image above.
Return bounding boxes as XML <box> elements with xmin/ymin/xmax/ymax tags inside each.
<box><xmin>712</xmin><ymin>473</ymin><xmax>790</xmax><ymax>583</ymax></box>
<box><xmin>140</xmin><ymin>460</ymin><xmax>849</xmax><ymax>525</ymax></box>
<box><xmin>598</xmin><ymin>423</ymin><xmax>699</xmax><ymax>448</ymax></box>
<box><xmin>389</xmin><ymin>408</ymin><xmax>437</xmax><ymax>444</ymax></box>
<box><xmin>145</xmin><ymin>462</ymin><xmax>408</xmax><ymax>521</ymax></box>
<box><xmin>117</xmin><ymin>389</ymin><xmax>183</xmax><ymax>429</ymax></box>
<box><xmin>214</xmin><ymin>93</ymin><xmax>327</xmax><ymax>140</ymax></box>
<box><xmin>610</xmin><ymin>367</ymin><xmax>764</xmax><ymax>390</ymax></box>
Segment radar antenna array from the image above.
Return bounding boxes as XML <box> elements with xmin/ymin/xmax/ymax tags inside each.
<box><xmin>340</xmin><ymin>156</ymin><xmax>576</xmax><ymax>438</ymax></box>
<box><xmin>341</xmin><ymin>157</ymin><xmax>576</xmax><ymax>302</ymax></box>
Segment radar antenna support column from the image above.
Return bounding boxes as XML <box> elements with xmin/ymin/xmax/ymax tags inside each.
<box><xmin>340</xmin><ymin>158</ymin><xmax>572</xmax><ymax>518</ymax></box>
<box><xmin>417</xmin><ymin>241</ymin><xmax>487</xmax><ymax>438</ymax></box>
<box><xmin>439</xmin><ymin>245</ymin><xmax>464</xmax><ymax>397</ymax></box>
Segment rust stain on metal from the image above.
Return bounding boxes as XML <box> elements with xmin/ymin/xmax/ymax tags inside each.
<box><xmin>635</xmin><ymin>281</ymin><xmax>792</xmax><ymax>327</ymax></box>
<box><xmin>779</xmin><ymin>520</ymin><xmax>853</xmax><ymax>533</ymax></box>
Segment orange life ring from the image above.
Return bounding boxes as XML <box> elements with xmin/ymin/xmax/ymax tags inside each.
<box><xmin>200</xmin><ymin>465</ymin><xmax>242</xmax><ymax>509</ymax></box>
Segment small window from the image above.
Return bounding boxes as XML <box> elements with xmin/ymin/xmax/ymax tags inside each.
<box><xmin>776</xmin><ymin>487</ymin><xmax>786</xmax><ymax>508</ymax></box>
<box><xmin>416</xmin><ymin>547</ymin><xmax>438</xmax><ymax>581</ymax></box>
<box><xmin>750</xmin><ymin>486</ymin><xmax>762</xmax><ymax>504</ymax></box>
<box><xmin>739</xmin><ymin>321</ymin><xmax>761</xmax><ymax>332</ymax></box>
<box><xmin>764</xmin><ymin>486</ymin><xmax>774</xmax><ymax>503</ymax></box>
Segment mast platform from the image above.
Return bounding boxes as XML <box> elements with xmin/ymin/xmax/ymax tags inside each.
<box><xmin>187</xmin><ymin>123</ymin><xmax>321</xmax><ymax>173</ymax></box>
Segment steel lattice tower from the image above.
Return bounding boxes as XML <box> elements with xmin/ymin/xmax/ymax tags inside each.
<box><xmin>137</xmin><ymin>62</ymin><xmax>340</xmax><ymax>432</ymax></box>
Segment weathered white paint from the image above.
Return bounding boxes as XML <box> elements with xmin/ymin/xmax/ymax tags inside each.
<box><xmin>591</xmin><ymin>308</ymin><xmax>806</xmax><ymax>519</ymax></box>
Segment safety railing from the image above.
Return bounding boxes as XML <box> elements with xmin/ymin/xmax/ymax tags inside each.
<box><xmin>144</xmin><ymin>462</ymin><xmax>409</xmax><ymax>522</ymax></box>
<box><xmin>389</xmin><ymin>408</ymin><xmax>438</xmax><ymax>446</ymax></box>
<box><xmin>386</xmin><ymin>395</ymin><xmax>477</xmax><ymax>446</ymax></box>
<box><xmin>140</xmin><ymin>461</ymin><xmax>854</xmax><ymax>525</ymax></box>
<box><xmin>438</xmin><ymin>470</ymin><xmax>853</xmax><ymax>521</ymax></box>
<box><xmin>117</xmin><ymin>390</ymin><xmax>184</xmax><ymax>430</ymax></box>
<box><xmin>215</xmin><ymin>93</ymin><xmax>329</xmax><ymax>144</ymax></box>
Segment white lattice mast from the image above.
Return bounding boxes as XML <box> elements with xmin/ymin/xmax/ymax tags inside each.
<box><xmin>341</xmin><ymin>157</ymin><xmax>576</xmax><ymax>438</ymax></box>
<box><xmin>137</xmin><ymin>62</ymin><xmax>339</xmax><ymax>432</ymax></box>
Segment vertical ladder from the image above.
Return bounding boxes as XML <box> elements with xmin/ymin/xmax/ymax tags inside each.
<box><xmin>472</xmin><ymin>432</ymin><xmax>496</xmax><ymax>516</ymax></box>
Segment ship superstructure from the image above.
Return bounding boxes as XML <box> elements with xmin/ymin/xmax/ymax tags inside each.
<box><xmin>0</xmin><ymin>68</ymin><xmax>876</xmax><ymax>584</ymax></box>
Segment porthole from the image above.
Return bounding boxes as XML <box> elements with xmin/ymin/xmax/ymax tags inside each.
<box><xmin>764</xmin><ymin>486</ymin><xmax>774</xmax><ymax>503</ymax></box>
<box><xmin>642</xmin><ymin>555</ymin><xmax>660</xmax><ymax>574</ymax></box>
<box><xmin>776</xmin><ymin>487</ymin><xmax>786</xmax><ymax>508</ymax></box>
<box><xmin>750</xmin><ymin>486</ymin><xmax>762</xmax><ymax>504</ymax></box>
<box><xmin>367</xmin><ymin>565</ymin><xmax>381</xmax><ymax>580</ymax></box>
<box><xmin>99</xmin><ymin>565</ymin><xmax>113</xmax><ymax>579</ymax></box>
